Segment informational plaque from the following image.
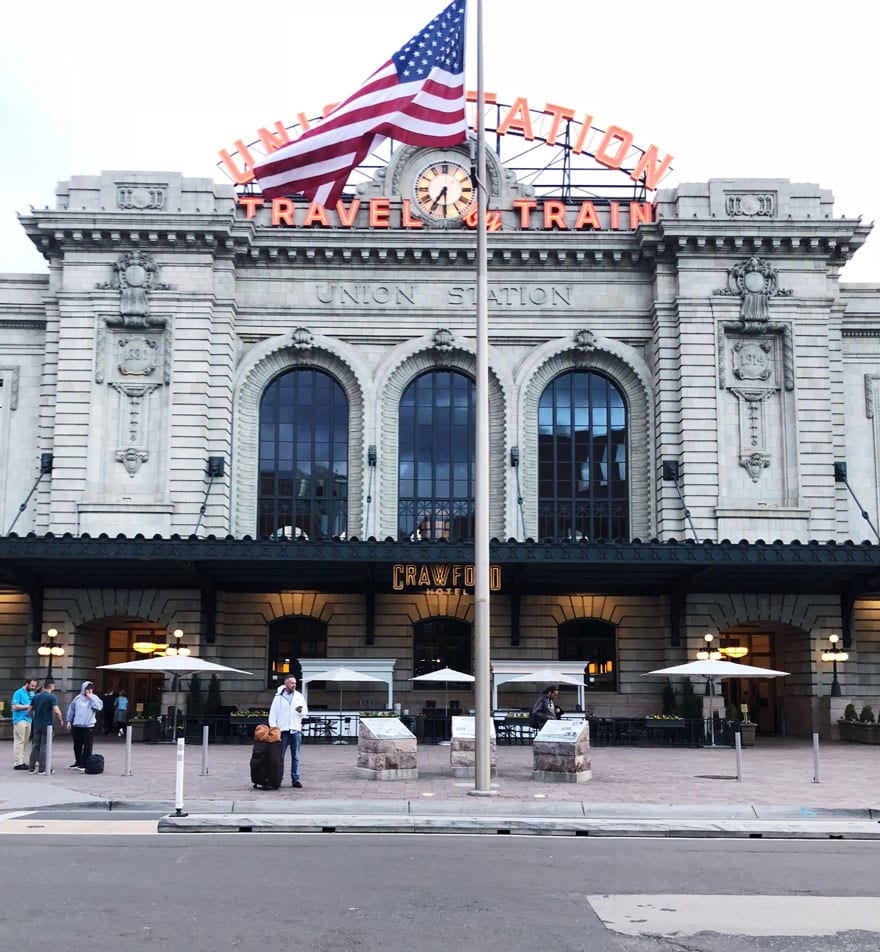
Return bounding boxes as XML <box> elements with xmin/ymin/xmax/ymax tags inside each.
<box><xmin>536</xmin><ymin>718</ymin><xmax>587</xmax><ymax>742</ymax></box>
<box><xmin>451</xmin><ymin>716</ymin><xmax>494</xmax><ymax>739</ymax></box>
<box><xmin>360</xmin><ymin>716</ymin><xmax>414</xmax><ymax>740</ymax></box>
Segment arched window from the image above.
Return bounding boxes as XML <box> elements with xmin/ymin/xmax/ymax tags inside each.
<box><xmin>538</xmin><ymin>370</ymin><xmax>628</xmax><ymax>541</ymax></box>
<box><xmin>413</xmin><ymin>617</ymin><xmax>472</xmax><ymax>682</ymax></box>
<box><xmin>398</xmin><ymin>370</ymin><xmax>475</xmax><ymax>541</ymax></box>
<box><xmin>258</xmin><ymin>368</ymin><xmax>348</xmax><ymax>540</ymax></box>
<box><xmin>267</xmin><ymin>616</ymin><xmax>327</xmax><ymax>690</ymax></box>
<box><xmin>558</xmin><ymin>618</ymin><xmax>617</xmax><ymax>692</ymax></box>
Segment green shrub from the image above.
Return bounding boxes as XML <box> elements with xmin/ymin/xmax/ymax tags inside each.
<box><xmin>843</xmin><ymin>703</ymin><xmax>858</xmax><ymax>721</ymax></box>
<box><xmin>680</xmin><ymin>678</ymin><xmax>702</xmax><ymax>719</ymax></box>
<box><xmin>204</xmin><ymin>673</ymin><xmax>223</xmax><ymax>716</ymax></box>
<box><xmin>662</xmin><ymin>680</ymin><xmax>679</xmax><ymax>716</ymax></box>
<box><xmin>187</xmin><ymin>674</ymin><xmax>205</xmax><ymax>716</ymax></box>
<box><xmin>858</xmin><ymin>704</ymin><xmax>875</xmax><ymax>723</ymax></box>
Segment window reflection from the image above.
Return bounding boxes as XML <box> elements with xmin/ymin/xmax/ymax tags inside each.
<box><xmin>258</xmin><ymin>369</ymin><xmax>348</xmax><ymax>540</ymax></box>
<box><xmin>538</xmin><ymin>371</ymin><xmax>628</xmax><ymax>541</ymax></box>
<box><xmin>398</xmin><ymin>370</ymin><xmax>475</xmax><ymax>541</ymax></box>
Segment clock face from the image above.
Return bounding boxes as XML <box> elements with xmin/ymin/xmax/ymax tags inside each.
<box><xmin>414</xmin><ymin>160</ymin><xmax>475</xmax><ymax>220</ymax></box>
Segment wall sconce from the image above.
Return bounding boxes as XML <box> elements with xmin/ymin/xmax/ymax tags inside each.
<box><xmin>165</xmin><ymin>628</ymin><xmax>191</xmax><ymax>657</ymax></box>
<box><xmin>37</xmin><ymin>627</ymin><xmax>65</xmax><ymax>680</ymax></box>
<box><xmin>696</xmin><ymin>633</ymin><xmax>721</xmax><ymax>661</ymax></box>
<box><xmin>820</xmin><ymin>633</ymin><xmax>848</xmax><ymax>697</ymax></box>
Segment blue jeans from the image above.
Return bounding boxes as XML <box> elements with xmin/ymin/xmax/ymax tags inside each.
<box><xmin>280</xmin><ymin>730</ymin><xmax>302</xmax><ymax>782</ymax></box>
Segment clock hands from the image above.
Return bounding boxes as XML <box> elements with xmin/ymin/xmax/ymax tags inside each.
<box><xmin>429</xmin><ymin>185</ymin><xmax>448</xmax><ymax>216</ymax></box>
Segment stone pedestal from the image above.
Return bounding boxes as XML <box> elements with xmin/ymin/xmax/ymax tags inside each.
<box><xmin>449</xmin><ymin>716</ymin><xmax>496</xmax><ymax>778</ymax></box>
<box><xmin>532</xmin><ymin>719</ymin><xmax>591</xmax><ymax>783</ymax></box>
<box><xmin>356</xmin><ymin>717</ymin><xmax>418</xmax><ymax>780</ymax></box>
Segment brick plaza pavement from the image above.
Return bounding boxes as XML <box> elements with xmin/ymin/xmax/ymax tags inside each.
<box><xmin>3</xmin><ymin>734</ymin><xmax>879</xmax><ymax>811</ymax></box>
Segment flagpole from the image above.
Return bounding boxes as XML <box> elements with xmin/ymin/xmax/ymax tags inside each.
<box><xmin>470</xmin><ymin>0</ymin><xmax>494</xmax><ymax>796</ymax></box>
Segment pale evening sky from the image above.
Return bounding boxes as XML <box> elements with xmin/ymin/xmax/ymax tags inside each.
<box><xmin>2</xmin><ymin>1</ymin><xmax>877</xmax><ymax>280</ymax></box>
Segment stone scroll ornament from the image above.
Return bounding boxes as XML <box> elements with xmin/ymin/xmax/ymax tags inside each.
<box><xmin>98</xmin><ymin>250</ymin><xmax>169</xmax><ymax>327</ymax></box>
<box><xmin>716</xmin><ymin>256</ymin><xmax>791</xmax><ymax>331</ymax></box>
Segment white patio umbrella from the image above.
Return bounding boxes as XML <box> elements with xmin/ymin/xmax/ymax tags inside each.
<box><xmin>98</xmin><ymin>656</ymin><xmax>253</xmax><ymax>738</ymax></box>
<box><xmin>98</xmin><ymin>656</ymin><xmax>252</xmax><ymax>675</ymax></box>
<box><xmin>410</xmin><ymin>667</ymin><xmax>475</xmax><ymax>741</ymax></box>
<box><xmin>302</xmin><ymin>665</ymin><xmax>385</xmax><ymax>743</ymax></box>
<box><xmin>645</xmin><ymin>659</ymin><xmax>789</xmax><ymax>746</ymax></box>
<box><xmin>506</xmin><ymin>667</ymin><xmax>585</xmax><ymax>687</ymax></box>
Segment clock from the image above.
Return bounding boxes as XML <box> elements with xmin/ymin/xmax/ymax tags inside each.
<box><xmin>414</xmin><ymin>159</ymin><xmax>476</xmax><ymax>220</ymax></box>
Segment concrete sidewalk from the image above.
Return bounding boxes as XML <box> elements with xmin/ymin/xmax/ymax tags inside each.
<box><xmin>2</xmin><ymin>735</ymin><xmax>878</xmax><ymax>837</ymax></box>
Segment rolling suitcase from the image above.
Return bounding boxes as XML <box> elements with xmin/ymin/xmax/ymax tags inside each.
<box><xmin>250</xmin><ymin>725</ymin><xmax>282</xmax><ymax>790</ymax></box>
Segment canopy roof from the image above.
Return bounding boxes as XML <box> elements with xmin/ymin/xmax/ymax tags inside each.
<box><xmin>2</xmin><ymin>535</ymin><xmax>879</xmax><ymax>599</ymax></box>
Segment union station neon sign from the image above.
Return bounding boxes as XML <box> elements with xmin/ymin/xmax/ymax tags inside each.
<box><xmin>222</xmin><ymin>93</ymin><xmax>672</xmax><ymax>233</ymax></box>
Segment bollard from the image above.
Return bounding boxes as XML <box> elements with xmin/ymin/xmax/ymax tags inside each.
<box><xmin>45</xmin><ymin>723</ymin><xmax>54</xmax><ymax>775</ymax></box>
<box><xmin>201</xmin><ymin>724</ymin><xmax>209</xmax><ymax>776</ymax></box>
<box><xmin>124</xmin><ymin>725</ymin><xmax>133</xmax><ymax>776</ymax></box>
<box><xmin>734</xmin><ymin>732</ymin><xmax>742</xmax><ymax>781</ymax></box>
<box><xmin>174</xmin><ymin>737</ymin><xmax>188</xmax><ymax>817</ymax></box>
<box><xmin>812</xmin><ymin>731</ymin><xmax>820</xmax><ymax>783</ymax></box>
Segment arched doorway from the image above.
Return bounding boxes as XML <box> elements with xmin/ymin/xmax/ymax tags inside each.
<box><xmin>81</xmin><ymin>617</ymin><xmax>170</xmax><ymax>724</ymax></box>
<box><xmin>716</xmin><ymin>624</ymin><xmax>792</xmax><ymax>734</ymax></box>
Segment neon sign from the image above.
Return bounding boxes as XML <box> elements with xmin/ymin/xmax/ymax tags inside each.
<box><xmin>219</xmin><ymin>92</ymin><xmax>673</xmax><ymax>192</ymax></box>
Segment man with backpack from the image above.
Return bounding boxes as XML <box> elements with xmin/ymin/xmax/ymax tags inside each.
<box><xmin>529</xmin><ymin>685</ymin><xmax>561</xmax><ymax>731</ymax></box>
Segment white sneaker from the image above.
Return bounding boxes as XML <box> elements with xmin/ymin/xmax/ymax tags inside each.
<box><xmin>118</xmin><ymin>729</ymin><xmax>124</xmax><ymax>736</ymax></box>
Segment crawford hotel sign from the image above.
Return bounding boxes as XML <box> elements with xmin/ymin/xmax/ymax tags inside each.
<box><xmin>219</xmin><ymin>93</ymin><xmax>673</xmax><ymax>234</ymax></box>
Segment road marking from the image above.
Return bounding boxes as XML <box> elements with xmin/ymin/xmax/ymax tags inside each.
<box><xmin>0</xmin><ymin>811</ymin><xmax>37</xmax><ymax>821</ymax></box>
<box><xmin>0</xmin><ymin>819</ymin><xmax>158</xmax><ymax>835</ymax></box>
<box><xmin>588</xmin><ymin>895</ymin><xmax>880</xmax><ymax>937</ymax></box>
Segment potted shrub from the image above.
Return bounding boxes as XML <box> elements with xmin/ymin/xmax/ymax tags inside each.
<box><xmin>838</xmin><ymin>703</ymin><xmax>880</xmax><ymax>743</ymax></box>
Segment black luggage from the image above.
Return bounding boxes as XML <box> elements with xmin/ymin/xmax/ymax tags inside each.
<box><xmin>250</xmin><ymin>740</ymin><xmax>282</xmax><ymax>790</ymax></box>
<box><xmin>84</xmin><ymin>753</ymin><xmax>105</xmax><ymax>774</ymax></box>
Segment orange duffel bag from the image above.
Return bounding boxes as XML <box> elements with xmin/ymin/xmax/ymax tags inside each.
<box><xmin>254</xmin><ymin>724</ymin><xmax>281</xmax><ymax>743</ymax></box>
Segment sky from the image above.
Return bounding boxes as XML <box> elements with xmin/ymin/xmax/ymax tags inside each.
<box><xmin>2</xmin><ymin>0</ymin><xmax>879</xmax><ymax>280</ymax></box>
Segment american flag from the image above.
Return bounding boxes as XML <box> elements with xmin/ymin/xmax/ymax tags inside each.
<box><xmin>253</xmin><ymin>1</ymin><xmax>468</xmax><ymax>206</ymax></box>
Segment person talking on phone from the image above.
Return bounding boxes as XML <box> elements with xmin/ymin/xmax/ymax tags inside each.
<box><xmin>66</xmin><ymin>681</ymin><xmax>103</xmax><ymax>771</ymax></box>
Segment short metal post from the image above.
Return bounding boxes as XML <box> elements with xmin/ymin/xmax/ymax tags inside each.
<box><xmin>124</xmin><ymin>725</ymin><xmax>133</xmax><ymax>776</ymax></box>
<box><xmin>812</xmin><ymin>732</ymin><xmax>820</xmax><ymax>783</ymax></box>
<box><xmin>45</xmin><ymin>724</ymin><xmax>54</xmax><ymax>775</ymax></box>
<box><xmin>174</xmin><ymin>738</ymin><xmax>187</xmax><ymax>817</ymax></box>
<box><xmin>734</xmin><ymin>732</ymin><xmax>742</xmax><ymax>781</ymax></box>
<box><xmin>201</xmin><ymin>725</ymin><xmax>209</xmax><ymax>776</ymax></box>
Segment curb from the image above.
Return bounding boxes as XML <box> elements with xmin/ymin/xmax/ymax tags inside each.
<box><xmin>156</xmin><ymin>811</ymin><xmax>880</xmax><ymax>838</ymax></box>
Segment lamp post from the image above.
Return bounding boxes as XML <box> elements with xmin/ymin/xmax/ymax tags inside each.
<box><xmin>696</xmin><ymin>633</ymin><xmax>721</xmax><ymax>662</ymax></box>
<box><xmin>37</xmin><ymin>627</ymin><xmax>65</xmax><ymax>681</ymax></box>
<box><xmin>820</xmin><ymin>633</ymin><xmax>848</xmax><ymax>697</ymax></box>
<box><xmin>165</xmin><ymin>628</ymin><xmax>191</xmax><ymax>657</ymax></box>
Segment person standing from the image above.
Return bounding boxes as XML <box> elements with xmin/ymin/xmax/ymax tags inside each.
<box><xmin>114</xmin><ymin>690</ymin><xmax>129</xmax><ymax>735</ymax></box>
<box><xmin>66</xmin><ymin>681</ymin><xmax>103</xmax><ymax>770</ymax></box>
<box><xmin>11</xmin><ymin>677</ymin><xmax>37</xmax><ymax>770</ymax></box>
<box><xmin>28</xmin><ymin>679</ymin><xmax>63</xmax><ymax>774</ymax></box>
<box><xmin>268</xmin><ymin>676</ymin><xmax>308</xmax><ymax>788</ymax></box>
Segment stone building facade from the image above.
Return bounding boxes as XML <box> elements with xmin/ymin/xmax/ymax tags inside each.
<box><xmin>1</xmin><ymin>152</ymin><xmax>879</xmax><ymax>736</ymax></box>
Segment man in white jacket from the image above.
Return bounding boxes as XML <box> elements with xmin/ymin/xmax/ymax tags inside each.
<box><xmin>268</xmin><ymin>676</ymin><xmax>308</xmax><ymax>788</ymax></box>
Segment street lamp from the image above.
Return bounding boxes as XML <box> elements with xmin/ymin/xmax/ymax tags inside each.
<box><xmin>820</xmin><ymin>633</ymin><xmax>848</xmax><ymax>697</ymax></box>
<box><xmin>37</xmin><ymin>627</ymin><xmax>65</xmax><ymax>680</ymax></box>
<box><xmin>696</xmin><ymin>633</ymin><xmax>721</xmax><ymax>662</ymax></box>
<box><xmin>165</xmin><ymin>628</ymin><xmax>191</xmax><ymax>657</ymax></box>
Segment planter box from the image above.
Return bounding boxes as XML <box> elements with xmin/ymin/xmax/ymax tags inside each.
<box><xmin>0</xmin><ymin>720</ymin><xmax>13</xmax><ymax>741</ymax></box>
<box><xmin>838</xmin><ymin>720</ymin><xmax>880</xmax><ymax>744</ymax></box>
<box><xmin>738</xmin><ymin>722</ymin><xmax>757</xmax><ymax>746</ymax></box>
